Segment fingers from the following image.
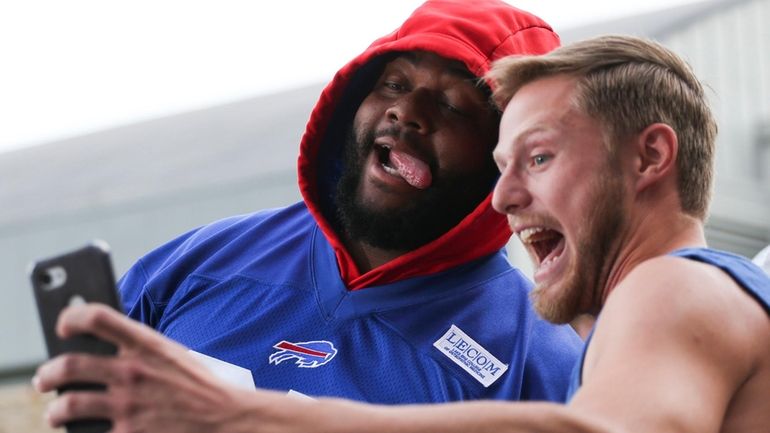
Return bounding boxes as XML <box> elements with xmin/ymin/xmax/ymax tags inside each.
<box><xmin>44</xmin><ymin>391</ymin><xmax>113</xmax><ymax>428</ymax></box>
<box><xmin>57</xmin><ymin>304</ymin><xmax>186</xmax><ymax>355</ymax></box>
<box><xmin>34</xmin><ymin>353</ymin><xmax>123</xmax><ymax>393</ymax></box>
<box><xmin>57</xmin><ymin>303</ymin><xmax>145</xmax><ymax>348</ymax></box>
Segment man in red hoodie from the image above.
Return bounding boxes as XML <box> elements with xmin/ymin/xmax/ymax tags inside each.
<box><xmin>33</xmin><ymin>1</ymin><xmax>581</xmax><ymax>431</ymax></box>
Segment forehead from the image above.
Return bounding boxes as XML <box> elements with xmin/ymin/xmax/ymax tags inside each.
<box><xmin>382</xmin><ymin>51</ymin><xmax>480</xmax><ymax>84</ymax></box>
<box><xmin>498</xmin><ymin>75</ymin><xmax>580</xmax><ymax>147</ymax></box>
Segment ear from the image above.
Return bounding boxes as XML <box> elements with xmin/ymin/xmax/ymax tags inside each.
<box><xmin>632</xmin><ymin>123</ymin><xmax>678</xmax><ymax>192</ymax></box>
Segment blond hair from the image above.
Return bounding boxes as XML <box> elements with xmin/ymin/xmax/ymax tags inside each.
<box><xmin>487</xmin><ymin>35</ymin><xmax>717</xmax><ymax>220</ymax></box>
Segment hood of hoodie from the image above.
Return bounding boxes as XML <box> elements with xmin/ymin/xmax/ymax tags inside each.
<box><xmin>298</xmin><ymin>0</ymin><xmax>559</xmax><ymax>290</ymax></box>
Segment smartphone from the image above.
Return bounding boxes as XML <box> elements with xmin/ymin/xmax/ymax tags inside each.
<box><xmin>29</xmin><ymin>240</ymin><xmax>123</xmax><ymax>433</ymax></box>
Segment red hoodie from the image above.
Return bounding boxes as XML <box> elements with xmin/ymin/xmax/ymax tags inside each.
<box><xmin>298</xmin><ymin>0</ymin><xmax>559</xmax><ymax>290</ymax></box>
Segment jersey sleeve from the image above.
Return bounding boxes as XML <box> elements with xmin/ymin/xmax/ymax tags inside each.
<box><xmin>117</xmin><ymin>258</ymin><xmax>162</xmax><ymax>327</ymax></box>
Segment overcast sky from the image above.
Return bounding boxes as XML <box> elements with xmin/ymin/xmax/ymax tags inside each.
<box><xmin>0</xmin><ymin>0</ymin><xmax>706</xmax><ymax>154</ymax></box>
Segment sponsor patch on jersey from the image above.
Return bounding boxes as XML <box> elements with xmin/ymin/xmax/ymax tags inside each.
<box><xmin>433</xmin><ymin>324</ymin><xmax>508</xmax><ymax>387</ymax></box>
<box><xmin>269</xmin><ymin>340</ymin><xmax>337</xmax><ymax>368</ymax></box>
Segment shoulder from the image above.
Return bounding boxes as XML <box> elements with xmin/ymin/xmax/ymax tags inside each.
<box><xmin>124</xmin><ymin>203</ymin><xmax>311</xmax><ymax>286</ymax></box>
<box><xmin>153</xmin><ymin>203</ymin><xmax>309</xmax><ymax>258</ymax></box>
<box><xmin>184</xmin><ymin>202</ymin><xmax>310</xmax><ymax>247</ymax></box>
<box><xmin>119</xmin><ymin>203</ymin><xmax>312</xmax><ymax>318</ymax></box>
<box><xmin>570</xmin><ymin>254</ymin><xmax>770</xmax><ymax>431</ymax></box>
<box><xmin>588</xmin><ymin>254</ymin><xmax>767</xmax><ymax>384</ymax></box>
<box><xmin>608</xmin><ymin>255</ymin><xmax>766</xmax><ymax>329</ymax></box>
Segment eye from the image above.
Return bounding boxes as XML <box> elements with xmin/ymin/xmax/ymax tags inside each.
<box><xmin>383</xmin><ymin>81</ymin><xmax>405</xmax><ymax>92</ymax></box>
<box><xmin>532</xmin><ymin>154</ymin><xmax>551</xmax><ymax>166</ymax></box>
<box><xmin>441</xmin><ymin>101</ymin><xmax>465</xmax><ymax>116</ymax></box>
<box><xmin>439</xmin><ymin>96</ymin><xmax>472</xmax><ymax>117</ymax></box>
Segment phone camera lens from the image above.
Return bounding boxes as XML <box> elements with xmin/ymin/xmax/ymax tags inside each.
<box><xmin>39</xmin><ymin>272</ymin><xmax>52</xmax><ymax>285</ymax></box>
<box><xmin>41</xmin><ymin>266</ymin><xmax>67</xmax><ymax>290</ymax></box>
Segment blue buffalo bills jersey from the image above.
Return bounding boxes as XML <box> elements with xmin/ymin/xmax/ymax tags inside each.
<box><xmin>566</xmin><ymin>247</ymin><xmax>770</xmax><ymax>399</ymax></box>
<box><xmin>120</xmin><ymin>204</ymin><xmax>582</xmax><ymax>403</ymax></box>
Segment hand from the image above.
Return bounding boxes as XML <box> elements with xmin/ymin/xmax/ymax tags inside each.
<box><xmin>32</xmin><ymin>303</ymin><xmax>254</xmax><ymax>433</ymax></box>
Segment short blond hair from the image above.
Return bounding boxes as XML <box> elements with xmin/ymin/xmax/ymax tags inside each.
<box><xmin>487</xmin><ymin>35</ymin><xmax>717</xmax><ymax>220</ymax></box>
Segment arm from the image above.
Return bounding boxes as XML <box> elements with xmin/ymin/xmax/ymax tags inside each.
<box><xmin>251</xmin><ymin>399</ymin><xmax>615</xmax><ymax>433</ymax></box>
<box><xmin>37</xmin><ymin>254</ymin><xmax>758</xmax><ymax>433</ymax></box>
<box><xmin>33</xmin><ymin>304</ymin><xmax>614</xmax><ymax>433</ymax></box>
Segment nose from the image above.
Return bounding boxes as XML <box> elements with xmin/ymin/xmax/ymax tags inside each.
<box><xmin>385</xmin><ymin>88</ymin><xmax>434</xmax><ymax>134</ymax></box>
<box><xmin>492</xmin><ymin>166</ymin><xmax>531</xmax><ymax>215</ymax></box>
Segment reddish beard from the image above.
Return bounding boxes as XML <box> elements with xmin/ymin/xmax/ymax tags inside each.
<box><xmin>531</xmin><ymin>167</ymin><xmax>625</xmax><ymax>324</ymax></box>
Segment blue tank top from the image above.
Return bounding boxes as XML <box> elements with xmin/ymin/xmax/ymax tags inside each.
<box><xmin>566</xmin><ymin>247</ymin><xmax>770</xmax><ymax>400</ymax></box>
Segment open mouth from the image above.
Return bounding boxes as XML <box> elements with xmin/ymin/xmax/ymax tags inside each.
<box><xmin>518</xmin><ymin>227</ymin><xmax>565</xmax><ymax>268</ymax></box>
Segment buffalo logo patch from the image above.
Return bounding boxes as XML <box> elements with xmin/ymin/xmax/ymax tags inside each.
<box><xmin>269</xmin><ymin>340</ymin><xmax>337</xmax><ymax>368</ymax></box>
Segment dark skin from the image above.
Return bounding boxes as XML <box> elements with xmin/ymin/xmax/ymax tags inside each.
<box><xmin>341</xmin><ymin>51</ymin><xmax>500</xmax><ymax>271</ymax></box>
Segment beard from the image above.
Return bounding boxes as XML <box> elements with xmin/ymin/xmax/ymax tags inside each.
<box><xmin>531</xmin><ymin>166</ymin><xmax>625</xmax><ymax>324</ymax></box>
<box><xmin>334</xmin><ymin>126</ymin><xmax>497</xmax><ymax>251</ymax></box>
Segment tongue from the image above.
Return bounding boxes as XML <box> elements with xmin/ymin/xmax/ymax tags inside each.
<box><xmin>389</xmin><ymin>150</ymin><xmax>432</xmax><ymax>189</ymax></box>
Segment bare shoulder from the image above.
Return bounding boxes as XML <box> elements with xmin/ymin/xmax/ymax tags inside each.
<box><xmin>588</xmin><ymin>254</ymin><xmax>770</xmax><ymax>383</ymax></box>
<box><xmin>573</xmin><ymin>255</ymin><xmax>770</xmax><ymax>432</ymax></box>
<box><xmin>604</xmin><ymin>255</ymin><xmax>767</xmax><ymax>337</ymax></box>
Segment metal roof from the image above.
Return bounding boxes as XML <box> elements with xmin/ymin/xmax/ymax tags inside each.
<box><xmin>0</xmin><ymin>83</ymin><xmax>323</xmax><ymax>228</ymax></box>
<box><xmin>557</xmin><ymin>0</ymin><xmax>747</xmax><ymax>42</ymax></box>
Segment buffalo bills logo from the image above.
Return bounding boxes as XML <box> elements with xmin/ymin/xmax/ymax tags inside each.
<box><xmin>268</xmin><ymin>340</ymin><xmax>337</xmax><ymax>368</ymax></box>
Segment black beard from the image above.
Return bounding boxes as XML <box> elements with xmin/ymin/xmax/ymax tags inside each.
<box><xmin>333</xmin><ymin>127</ymin><xmax>497</xmax><ymax>251</ymax></box>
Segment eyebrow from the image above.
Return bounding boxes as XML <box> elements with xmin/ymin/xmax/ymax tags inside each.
<box><xmin>495</xmin><ymin>126</ymin><xmax>551</xmax><ymax>161</ymax></box>
<box><xmin>509</xmin><ymin>127</ymin><xmax>545</xmax><ymax>147</ymax></box>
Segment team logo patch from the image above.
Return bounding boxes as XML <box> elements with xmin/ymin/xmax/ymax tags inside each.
<box><xmin>433</xmin><ymin>324</ymin><xmax>508</xmax><ymax>387</ymax></box>
<box><xmin>269</xmin><ymin>340</ymin><xmax>337</xmax><ymax>368</ymax></box>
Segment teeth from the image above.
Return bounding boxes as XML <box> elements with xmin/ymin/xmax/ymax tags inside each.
<box><xmin>382</xmin><ymin>164</ymin><xmax>399</xmax><ymax>175</ymax></box>
<box><xmin>540</xmin><ymin>253</ymin><xmax>561</xmax><ymax>268</ymax></box>
<box><xmin>518</xmin><ymin>227</ymin><xmax>546</xmax><ymax>243</ymax></box>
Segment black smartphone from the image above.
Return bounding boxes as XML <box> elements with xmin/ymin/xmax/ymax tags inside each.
<box><xmin>29</xmin><ymin>240</ymin><xmax>123</xmax><ymax>433</ymax></box>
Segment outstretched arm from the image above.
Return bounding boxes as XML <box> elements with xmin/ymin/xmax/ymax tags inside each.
<box><xmin>37</xmin><ymin>258</ymin><xmax>759</xmax><ymax>433</ymax></box>
<box><xmin>33</xmin><ymin>304</ymin><xmax>615</xmax><ymax>433</ymax></box>
<box><xmin>42</xmin><ymin>261</ymin><xmax>759</xmax><ymax>433</ymax></box>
